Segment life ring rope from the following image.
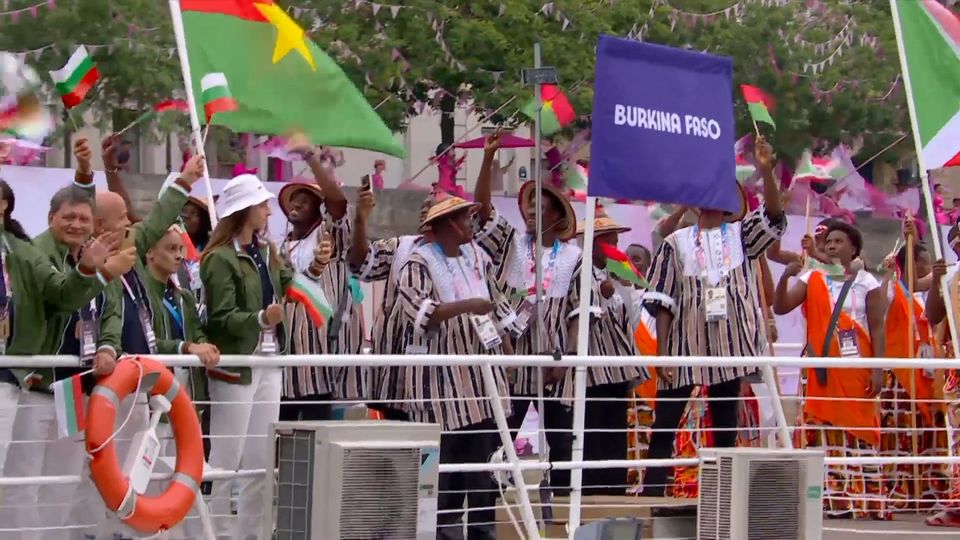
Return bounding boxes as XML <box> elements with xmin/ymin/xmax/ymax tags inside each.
<box><xmin>85</xmin><ymin>356</ymin><xmax>204</xmax><ymax>534</ymax></box>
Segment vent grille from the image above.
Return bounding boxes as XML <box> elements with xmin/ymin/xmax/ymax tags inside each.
<box><xmin>698</xmin><ymin>456</ymin><xmax>733</xmax><ymax>540</ymax></box>
<box><xmin>276</xmin><ymin>429</ymin><xmax>315</xmax><ymax>540</ymax></box>
<box><xmin>748</xmin><ymin>460</ymin><xmax>800</xmax><ymax>540</ymax></box>
<box><xmin>338</xmin><ymin>447</ymin><xmax>421</xmax><ymax>540</ymax></box>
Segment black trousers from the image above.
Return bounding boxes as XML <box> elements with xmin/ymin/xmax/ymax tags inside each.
<box><xmin>642</xmin><ymin>377</ymin><xmax>742</xmax><ymax>496</ymax></box>
<box><xmin>507</xmin><ymin>394</ymin><xmax>573</xmax><ymax>496</ymax></box>
<box><xmin>437</xmin><ymin>420</ymin><xmax>498</xmax><ymax>540</ymax></box>
<box><xmin>583</xmin><ymin>382</ymin><xmax>630</xmax><ymax>495</ymax></box>
<box><xmin>279</xmin><ymin>394</ymin><xmax>333</xmax><ymax>421</ymax></box>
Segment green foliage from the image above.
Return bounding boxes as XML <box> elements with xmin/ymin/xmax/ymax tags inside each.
<box><xmin>0</xmin><ymin>0</ymin><xmax>907</xmax><ymax>161</ymax></box>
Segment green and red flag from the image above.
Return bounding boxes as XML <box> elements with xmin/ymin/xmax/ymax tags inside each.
<box><xmin>521</xmin><ymin>84</ymin><xmax>576</xmax><ymax>136</ymax></box>
<box><xmin>285</xmin><ymin>273</ymin><xmax>334</xmax><ymax>327</ymax></box>
<box><xmin>200</xmin><ymin>72</ymin><xmax>238</xmax><ymax>121</ymax></box>
<box><xmin>49</xmin><ymin>46</ymin><xmax>99</xmax><ymax>109</ymax></box>
<box><xmin>177</xmin><ymin>0</ymin><xmax>404</xmax><ymax>157</ymax></box>
<box><xmin>891</xmin><ymin>0</ymin><xmax>960</xmax><ymax>169</ymax></box>
<box><xmin>154</xmin><ymin>99</ymin><xmax>190</xmax><ymax>114</ymax></box>
<box><xmin>52</xmin><ymin>373</ymin><xmax>86</xmax><ymax>439</ymax></box>
<box><xmin>739</xmin><ymin>84</ymin><xmax>776</xmax><ymax>129</ymax></box>
<box><xmin>599</xmin><ymin>242</ymin><xmax>648</xmax><ymax>288</ymax></box>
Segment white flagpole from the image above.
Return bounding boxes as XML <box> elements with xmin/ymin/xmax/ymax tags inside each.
<box><xmin>889</xmin><ymin>0</ymin><xmax>960</xmax><ymax>362</ymax></box>
<box><xmin>168</xmin><ymin>0</ymin><xmax>218</xmax><ymax>228</ymax></box>
<box><xmin>567</xmin><ymin>196</ymin><xmax>595</xmax><ymax>537</ymax></box>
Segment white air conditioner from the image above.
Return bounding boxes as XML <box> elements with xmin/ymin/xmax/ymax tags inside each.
<box><xmin>697</xmin><ymin>448</ymin><xmax>824</xmax><ymax>540</ymax></box>
<box><xmin>263</xmin><ymin>420</ymin><xmax>442</xmax><ymax>540</ymax></box>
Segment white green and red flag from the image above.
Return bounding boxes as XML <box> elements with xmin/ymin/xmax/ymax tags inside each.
<box><xmin>285</xmin><ymin>273</ymin><xmax>333</xmax><ymax>327</ymax></box>
<box><xmin>49</xmin><ymin>46</ymin><xmax>99</xmax><ymax>109</ymax></box>
<box><xmin>891</xmin><ymin>0</ymin><xmax>960</xmax><ymax>169</ymax></box>
<box><xmin>740</xmin><ymin>84</ymin><xmax>776</xmax><ymax>129</ymax></box>
<box><xmin>199</xmin><ymin>72</ymin><xmax>238</xmax><ymax>123</ymax></box>
<box><xmin>52</xmin><ymin>373</ymin><xmax>86</xmax><ymax>439</ymax></box>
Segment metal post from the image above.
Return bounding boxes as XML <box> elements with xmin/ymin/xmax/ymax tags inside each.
<box><xmin>568</xmin><ymin>197</ymin><xmax>596</xmax><ymax>538</ymax></box>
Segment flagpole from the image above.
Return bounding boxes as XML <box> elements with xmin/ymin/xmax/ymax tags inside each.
<box><xmin>168</xmin><ymin>0</ymin><xmax>218</xmax><ymax>229</ymax></box>
<box><xmin>568</xmin><ymin>195</ymin><xmax>595</xmax><ymax>538</ymax></box>
<box><xmin>889</xmin><ymin>0</ymin><xmax>960</xmax><ymax>362</ymax></box>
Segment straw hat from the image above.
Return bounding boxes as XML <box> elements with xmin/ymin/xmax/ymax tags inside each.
<box><xmin>419</xmin><ymin>192</ymin><xmax>479</xmax><ymax>233</ymax></box>
<box><xmin>186</xmin><ymin>194</ymin><xmax>218</xmax><ymax>213</ymax></box>
<box><xmin>576</xmin><ymin>202</ymin><xmax>631</xmax><ymax>236</ymax></box>
<box><xmin>517</xmin><ymin>181</ymin><xmax>577</xmax><ymax>241</ymax></box>
<box><xmin>418</xmin><ymin>196</ymin><xmax>434</xmax><ymax>232</ymax></box>
<box><xmin>277</xmin><ymin>181</ymin><xmax>323</xmax><ymax>219</ymax></box>
<box><xmin>220</xmin><ymin>174</ymin><xmax>274</xmax><ymax>218</ymax></box>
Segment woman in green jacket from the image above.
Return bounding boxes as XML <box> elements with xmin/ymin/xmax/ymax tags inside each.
<box><xmin>200</xmin><ymin>173</ymin><xmax>325</xmax><ymax>539</ymax></box>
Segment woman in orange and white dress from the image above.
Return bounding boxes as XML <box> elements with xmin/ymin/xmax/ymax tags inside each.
<box><xmin>773</xmin><ymin>220</ymin><xmax>886</xmax><ymax>519</ymax></box>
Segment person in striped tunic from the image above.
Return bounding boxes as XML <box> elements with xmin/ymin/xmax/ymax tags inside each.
<box><xmin>574</xmin><ymin>207</ymin><xmax>650</xmax><ymax>495</ymax></box>
<box><xmin>641</xmin><ymin>137</ymin><xmax>785</xmax><ymax>497</ymax></box>
<box><xmin>472</xmin><ymin>134</ymin><xmax>581</xmax><ymax>494</ymax></box>
<box><xmin>382</xmin><ymin>193</ymin><xmax>519</xmax><ymax>539</ymax></box>
<box><xmin>347</xmin><ymin>183</ymin><xmax>433</xmax><ymax>420</ymax></box>
<box><xmin>277</xmin><ymin>135</ymin><xmax>364</xmax><ymax>420</ymax></box>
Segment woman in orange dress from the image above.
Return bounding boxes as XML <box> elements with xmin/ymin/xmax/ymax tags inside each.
<box><xmin>773</xmin><ymin>221</ymin><xmax>886</xmax><ymax>519</ymax></box>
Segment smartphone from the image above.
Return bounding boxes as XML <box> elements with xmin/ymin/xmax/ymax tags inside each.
<box><xmin>120</xmin><ymin>228</ymin><xmax>135</xmax><ymax>251</ymax></box>
<box><xmin>361</xmin><ymin>174</ymin><xmax>371</xmax><ymax>191</ymax></box>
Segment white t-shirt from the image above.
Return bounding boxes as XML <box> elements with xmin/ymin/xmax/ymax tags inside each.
<box><xmin>799</xmin><ymin>269</ymin><xmax>880</xmax><ymax>329</ymax></box>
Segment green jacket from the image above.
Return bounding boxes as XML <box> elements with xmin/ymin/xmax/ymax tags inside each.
<box><xmin>4</xmin><ymin>233</ymin><xmax>106</xmax><ymax>354</ymax></box>
<box><xmin>33</xmin><ymin>228</ymin><xmax>122</xmax><ymax>360</ymax></box>
<box><xmin>143</xmin><ymin>269</ymin><xmax>209</xmax><ymax>400</ymax></box>
<box><xmin>108</xmin><ymin>184</ymin><xmax>190</xmax><ymax>354</ymax></box>
<box><xmin>200</xmin><ymin>239</ymin><xmax>294</xmax><ymax>385</ymax></box>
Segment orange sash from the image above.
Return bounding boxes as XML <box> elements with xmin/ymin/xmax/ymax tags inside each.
<box><xmin>886</xmin><ymin>282</ymin><xmax>937</xmax><ymax>424</ymax></box>
<box><xmin>633</xmin><ymin>322</ymin><xmax>658</xmax><ymax>408</ymax></box>
<box><xmin>803</xmin><ymin>271</ymin><xmax>880</xmax><ymax>447</ymax></box>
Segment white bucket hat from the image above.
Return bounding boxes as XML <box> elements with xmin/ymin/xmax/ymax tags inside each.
<box><xmin>220</xmin><ymin>174</ymin><xmax>274</xmax><ymax>218</ymax></box>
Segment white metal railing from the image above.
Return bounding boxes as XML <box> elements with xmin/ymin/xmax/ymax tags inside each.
<box><xmin>0</xmin><ymin>351</ymin><xmax>956</xmax><ymax>539</ymax></box>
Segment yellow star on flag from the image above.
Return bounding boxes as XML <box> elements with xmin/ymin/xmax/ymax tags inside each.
<box><xmin>254</xmin><ymin>1</ymin><xmax>316</xmax><ymax>71</ymax></box>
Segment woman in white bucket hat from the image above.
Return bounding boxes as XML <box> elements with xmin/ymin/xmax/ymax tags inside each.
<box><xmin>199</xmin><ymin>173</ymin><xmax>330</xmax><ymax>539</ymax></box>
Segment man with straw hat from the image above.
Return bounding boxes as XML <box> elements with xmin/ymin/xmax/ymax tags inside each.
<box><xmin>640</xmin><ymin>137</ymin><xmax>785</xmax><ymax>497</ymax></box>
<box><xmin>382</xmin><ymin>189</ymin><xmax>518</xmax><ymax>539</ymax></box>
<box><xmin>573</xmin><ymin>203</ymin><xmax>650</xmax><ymax>495</ymax></box>
<box><xmin>347</xmin><ymin>184</ymin><xmax>434</xmax><ymax>421</ymax></box>
<box><xmin>473</xmin><ymin>133</ymin><xmax>580</xmax><ymax>495</ymax></box>
<box><xmin>275</xmin><ymin>133</ymin><xmax>363</xmax><ymax>421</ymax></box>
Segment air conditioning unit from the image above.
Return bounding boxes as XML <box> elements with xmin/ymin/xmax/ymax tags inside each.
<box><xmin>697</xmin><ymin>448</ymin><xmax>824</xmax><ymax>540</ymax></box>
<box><xmin>263</xmin><ymin>420</ymin><xmax>442</xmax><ymax>540</ymax></box>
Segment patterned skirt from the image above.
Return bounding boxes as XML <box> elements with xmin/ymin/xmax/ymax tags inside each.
<box><xmin>879</xmin><ymin>371</ymin><xmax>949</xmax><ymax>511</ymax></box>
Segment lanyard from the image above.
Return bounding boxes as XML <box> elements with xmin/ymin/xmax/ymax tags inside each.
<box><xmin>119</xmin><ymin>272</ymin><xmax>149</xmax><ymax>308</ymax></box>
<box><xmin>526</xmin><ymin>236</ymin><xmax>560</xmax><ymax>294</ymax></box>
<box><xmin>433</xmin><ymin>243</ymin><xmax>483</xmax><ymax>301</ymax></box>
<box><xmin>234</xmin><ymin>238</ymin><xmax>277</xmax><ymax>309</ymax></box>
<box><xmin>693</xmin><ymin>223</ymin><xmax>731</xmax><ymax>283</ymax></box>
<box><xmin>162</xmin><ymin>288</ymin><xmax>184</xmax><ymax>339</ymax></box>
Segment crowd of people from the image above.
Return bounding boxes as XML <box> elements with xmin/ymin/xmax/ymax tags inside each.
<box><xmin>0</xmin><ymin>131</ymin><xmax>957</xmax><ymax>539</ymax></box>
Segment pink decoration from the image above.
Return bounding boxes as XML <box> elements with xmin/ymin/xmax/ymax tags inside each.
<box><xmin>432</xmin><ymin>152</ymin><xmax>468</xmax><ymax>200</ymax></box>
<box><xmin>454</xmin><ymin>133</ymin><xmax>534</xmax><ymax>149</ymax></box>
<box><xmin>10</xmin><ymin>11</ymin><xmax>19</xmax><ymax>22</ymax></box>
<box><xmin>47</xmin><ymin>0</ymin><xmax>55</xmax><ymax>9</ymax></box>
<box><xmin>28</xmin><ymin>5</ymin><xmax>37</xmax><ymax>17</ymax></box>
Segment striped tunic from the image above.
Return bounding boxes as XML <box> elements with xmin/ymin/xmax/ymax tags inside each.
<box><xmin>474</xmin><ymin>211</ymin><xmax>582</xmax><ymax>395</ymax></box>
<box><xmin>280</xmin><ymin>211</ymin><xmax>364</xmax><ymax>399</ymax></box>
<box><xmin>642</xmin><ymin>206</ymin><xmax>785</xmax><ymax>389</ymax></box>
<box><xmin>382</xmin><ymin>241</ymin><xmax>519</xmax><ymax>430</ymax></box>
<box><xmin>353</xmin><ymin>234</ymin><xmax>423</xmax><ymax>408</ymax></box>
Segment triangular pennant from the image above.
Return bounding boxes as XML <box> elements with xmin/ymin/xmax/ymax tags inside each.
<box><xmin>389</xmin><ymin>5</ymin><xmax>400</xmax><ymax>18</ymax></box>
<box><xmin>371</xmin><ymin>3</ymin><xmax>381</xmax><ymax>16</ymax></box>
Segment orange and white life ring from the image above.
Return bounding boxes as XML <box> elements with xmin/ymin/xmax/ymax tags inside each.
<box><xmin>85</xmin><ymin>357</ymin><xmax>204</xmax><ymax>533</ymax></box>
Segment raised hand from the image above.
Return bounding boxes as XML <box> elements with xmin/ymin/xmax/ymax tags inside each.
<box><xmin>754</xmin><ymin>135</ymin><xmax>775</xmax><ymax>170</ymax></box>
<box><xmin>180</xmin><ymin>154</ymin><xmax>206</xmax><ymax>185</ymax></box>
<box><xmin>74</xmin><ymin>138</ymin><xmax>93</xmax><ymax>174</ymax></box>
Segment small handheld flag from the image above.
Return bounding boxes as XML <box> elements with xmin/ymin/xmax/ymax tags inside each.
<box><xmin>521</xmin><ymin>84</ymin><xmax>576</xmax><ymax>136</ymax></box>
<box><xmin>52</xmin><ymin>373</ymin><xmax>87</xmax><ymax>439</ymax></box>
<box><xmin>200</xmin><ymin>72</ymin><xmax>238</xmax><ymax>123</ymax></box>
<box><xmin>599</xmin><ymin>242</ymin><xmax>648</xmax><ymax>288</ymax></box>
<box><xmin>740</xmin><ymin>84</ymin><xmax>776</xmax><ymax>130</ymax></box>
<box><xmin>285</xmin><ymin>273</ymin><xmax>334</xmax><ymax>327</ymax></box>
<box><xmin>49</xmin><ymin>46</ymin><xmax>99</xmax><ymax>109</ymax></box>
